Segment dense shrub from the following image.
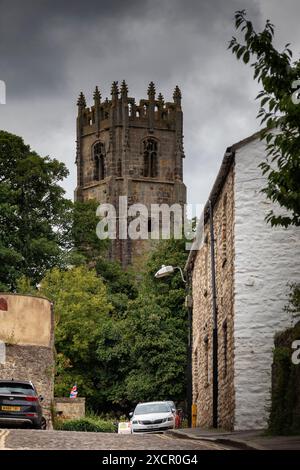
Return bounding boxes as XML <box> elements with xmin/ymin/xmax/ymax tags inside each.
<box><xmin>55</xmin><ymin>417</ymin><xmax>115</xmax><ymax>433</ymax></box>
<box><xmin>268</xmin><ymin>320</ymin><xmax>300</xmax><ymax>435</ymax></box>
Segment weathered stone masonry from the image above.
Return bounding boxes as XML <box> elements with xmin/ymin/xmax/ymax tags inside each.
<box><xmin>1</xmin><ymin>345</ymin><xmax>54</xmax><ymax>425</ymax></box>
<box><xmin>187</xmin><ymin>132</ymin><xmax>300</xmax><ymax>431</ymax></box>
<box><xmin>233</xmin><ymin>137</ymin><xmax>300</xmax><ymax>430</ymax></box>
<box><xmin>0</xmin><ymin>294</ymin><xmax>55</xmax><ymax>427</ymax></box>
<box><xmin>74</xmin><ymin>81</ymin><xmax>186</xmax><ymax>267</ymax></box>
<box><xmin>190</xmin><ymin>156</ymin><xmax>235</xmax><ymax>430</ymax></box>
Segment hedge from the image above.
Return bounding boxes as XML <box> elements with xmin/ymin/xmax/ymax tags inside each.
<box><xmin>55</xmin><ymin>416</ymin><xmax>115</xmax><ymax>433</ymax></box>
<box><xmin>268</xmin><ymin>321</ymin><xmax>300</xmax><ymax>435</ymax></box>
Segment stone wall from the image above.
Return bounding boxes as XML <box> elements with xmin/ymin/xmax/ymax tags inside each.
<box><xmin>191</xmin><ymin>164</ymin><xmax>235</xmax><ymax>430</ymax></box>
<box><xmin>0</xmin><ymin>345</ymin><xmax>54</xmax><ymax>426</ymax></box>
<box><xmin>233</xmin><ymin>138</ymin><xmax>300</xmax><ymax>430</ymax></box>
<box><xmin>54</xmin><ymin>398</ymin><xmax>86</xmax><ymax>420</ymax></box>
<box><xmin>0</xmin><ymin>294</ymin><xmax>55</xmax><ymax>427</ymax></box>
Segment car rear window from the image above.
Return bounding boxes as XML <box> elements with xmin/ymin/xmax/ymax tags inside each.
<box><xmin>0</xmin><ymin>383</ymin><xmax>35</xmax><ymax>396</ymax></box>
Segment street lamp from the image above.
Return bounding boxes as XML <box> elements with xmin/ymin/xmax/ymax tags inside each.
<box><xmin>154</xmin><ymin>265</ymin><xmax>186</xmax><ymax>283</ymax></box>
<box><xmin>154</xmin><ymin>264</ymin><xmax>192</xmax><ymax>428</ymax></box>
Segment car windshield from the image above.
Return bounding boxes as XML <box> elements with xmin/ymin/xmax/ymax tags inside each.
<box><xmin>0</xmin><ymin>383</ymin><xmax>35</xmax><ymax>396</ymax></box>
<box><xmin>135</xmin><ymin>403</ymin><xmax>171</xmax><ymax>415</ymax></box>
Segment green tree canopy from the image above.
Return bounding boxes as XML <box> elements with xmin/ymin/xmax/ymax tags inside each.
<box><xmin>118</xmin><ymin>238</ymin><xmax>189</xmax><ymax>406</ymax></box>
<box><xmin>38</xmin><ymin>266</ymin><xmax>113</xmax><ymax>402</ymax></box>
<box><xmin>18</xmin><ymin>238</ymin><xmax>189</xmax><ymax>414</ymax></box>
<box><xmin>16</xmin><ymin>198</ymin><xmax>189</xmax><ymax>413</ymax></box>
<box><xmin>70</xmin><ymin>199</ymin><xmax>108</xmax><ymax>266</ymax></box>
<box><xmin>229</xmin><ymin>10</ymin><xmax>300</xmax><ymax>227</ymax></box>
<box><xmin>0</xmin><ymin>130</ymin><xmax>72</xmax><ymax>290</ymax></box>
<box><xmin>120</xmin><ymin>292</ymin><xmax>187</xmax><ymax>403</ymax></box>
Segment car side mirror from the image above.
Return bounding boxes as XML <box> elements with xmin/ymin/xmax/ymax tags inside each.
<box><xmin>39</xmin><ymin>395</ymin><xmax>44</xmax><ymax>402</ymax></box>
<box><xmin>129</xmin><ymin>412</ymin><xmax>133</xmax><ymax>418</ymax></box>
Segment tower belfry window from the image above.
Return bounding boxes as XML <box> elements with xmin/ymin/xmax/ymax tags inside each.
<box><xmin>93</xmin><ymin>142</ymin><xmax>106</xmax><ymax>181</ymax></box>
<box><xmin>143</xmin><ymin>138</ymin><xmax>158</xmax><ymax>178</ymax></box>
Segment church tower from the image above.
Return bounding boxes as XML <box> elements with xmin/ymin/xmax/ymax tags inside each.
<box><xmin>75</xmin><ymin>81</ymin><xmax>186</xmax><ymax>267</ymax></box>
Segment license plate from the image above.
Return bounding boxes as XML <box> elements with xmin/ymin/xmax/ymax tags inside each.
<box><xmin>1</xmin><ymin>405</ymin><xmax>21</xmax><ymax>411</ymax></box>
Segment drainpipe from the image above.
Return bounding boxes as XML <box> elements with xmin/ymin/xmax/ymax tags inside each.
<box><xmin>209</xmin><ymin>199</ymin><xmax>218</xmax><ymax>428</ymax></box>
<box><xmin>185</xmin><ymin>272</ymin><xmax>193</xmax><ymax>428</ymax></box>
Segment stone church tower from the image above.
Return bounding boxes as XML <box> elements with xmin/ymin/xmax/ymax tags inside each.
<box><xmin>74</xmin><ymin>81</ymin><xmax>186</xmax><ymax>267</ymax></box>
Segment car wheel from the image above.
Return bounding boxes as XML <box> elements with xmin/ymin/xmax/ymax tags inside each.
<box><xmin>41</xmin><ymin>417</ymin><xmax>47</xmax><ymax>430</ymax></box>
<box><xmin>34</xmin><ymin>417</ymin><xmax>46</xmax><ymax>430</ymax></box>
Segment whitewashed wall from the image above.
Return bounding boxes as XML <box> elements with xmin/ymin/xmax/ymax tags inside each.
<box><xmin>233</xmin><ymin>137</ymin><xmax>300</xmax><ymax>430</ymax></box>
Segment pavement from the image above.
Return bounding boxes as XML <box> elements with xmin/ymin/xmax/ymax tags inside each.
<box><xmin>166</xmin><ymin>427</ymin><xmax>300</xmax><ymax>450</ymax></box>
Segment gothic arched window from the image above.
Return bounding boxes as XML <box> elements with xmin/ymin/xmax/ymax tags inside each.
<box><xmin>143</xmin><ymin>138</ymin><xmax>158</xmax><ymax>177</ymax></box>
<box><xmin>93</xmin><ymin>142</ymin><xmax>106</xmax><ymax>181</ymax></box>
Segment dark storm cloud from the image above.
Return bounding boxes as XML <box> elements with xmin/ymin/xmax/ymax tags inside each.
<box><xmin>0</xmin><ymin>0</ymin><xmax>147</xmax><ymax>96</ymax></box>
<box><xmin>0</xmin><ymin>0</ymin><xmax>259</xmax><ymax>98</ymax></box>
<box><xmin>0</xmin><ymin>0</ymin><xmax>298</xmax><ymax>206</ymax></box>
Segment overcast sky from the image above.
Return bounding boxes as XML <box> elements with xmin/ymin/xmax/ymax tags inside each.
<box><xmin>0</xmin><ymin>0</ymin><xmax>299</xmax><ymax>207</ymax></box>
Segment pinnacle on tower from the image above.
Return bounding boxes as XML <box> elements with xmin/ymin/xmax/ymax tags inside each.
<box><xmin>111</xmin><ymin>81</ymin><xmax>119</xmax><ymax>97</ymax></box>
<box><xmin>147</xmin><ymin>81</ymin><xmax>156</xmax><ymax>99</ymax></box>
<box><xmin>157</xmin><ymin>92</ymin><xmax>164</xmax><ymax>105</ymax></box>
<box><xmin>93</xmin><ymin>86</ymin><xmax>101</xmax><ymax>103</ymax></box>
<box><xmin>173</xmin><ymin>85</ymin><xmax>182</xmax><ymax>104</ymax></box>
<box><xmin>121</xmin><ymin>80</ymin><xmax>128</xmax><ymax>97</ymax></box>
<box><xmin>77</xmin><ymin>91</ymin><xmax>86</xmax><ymax>108</ymax></box>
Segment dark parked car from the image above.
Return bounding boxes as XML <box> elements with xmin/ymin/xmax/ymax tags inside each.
<box><xmin>0</xmin><ymin>380</ymin><xmax>45</xmax><ymax>429</ymax></box>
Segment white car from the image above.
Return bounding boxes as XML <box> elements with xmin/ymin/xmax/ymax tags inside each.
<box><xmin>130</xmin><ymin>401</ymin><xmax>175</xmax><ymax>433</ymax></box>
<box><xmin>166</xmin><ymin>400</ymin><xmax>176</xmax><ymax>414</ymax></box>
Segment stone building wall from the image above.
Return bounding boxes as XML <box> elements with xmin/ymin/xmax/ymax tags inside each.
<box><xmin>0</xmin><ymin>294</ymin><xmax>55</xmax><ymax>427</ymax></box>
<box><xmin>233</xmin><ymin>138</ymin><xmax>300</xmax><ymax>430</ymax></box>
<box><xmin>190</xmin><ymin>133</ymin><xmax>300</xmax><ymax>431</ymax></box>
<box><xmin>191</xmin><ymin>164</ymin><xmax>235</xmax><ymax>430</ymax></box>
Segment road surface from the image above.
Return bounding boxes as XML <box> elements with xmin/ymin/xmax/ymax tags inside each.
<box><xmin>0</xmin><ymin>429</ymin><xmax>233</xmax><ymax>450</ymax></box>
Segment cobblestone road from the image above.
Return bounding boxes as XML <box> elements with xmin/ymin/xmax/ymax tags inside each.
<box><xmin>0</xmin><ymin>429</ymin><xmax>231</xmax><ymax>450</ymax></box>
